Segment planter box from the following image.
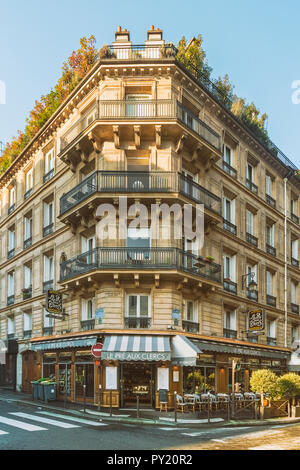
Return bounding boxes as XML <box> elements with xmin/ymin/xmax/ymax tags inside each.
<box><xmin>292</xmin><ymin>406</ymin><xmax>300</xmax><ymax>418</ymax></box>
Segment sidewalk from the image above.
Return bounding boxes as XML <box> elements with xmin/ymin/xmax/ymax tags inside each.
<box><xmin>1</xmin><ymin>388</ymin><xmax>300</xmax><ymax>429</ymax></box>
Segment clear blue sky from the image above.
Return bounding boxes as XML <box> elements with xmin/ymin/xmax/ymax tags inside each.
<box><xmin>0</xmin><ymin>0</ymin><xmax>300</xmax><ymax>167</ymax></box>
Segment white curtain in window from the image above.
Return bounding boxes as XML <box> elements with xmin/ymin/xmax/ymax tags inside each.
<box><xmin>44</xmin><ymin>255</ymin><xmax>53</xmax><ymax>282</ymax></box>
<box><xmin>24</xmin><ymin>266</ymin><xmax>32</xmax><ymax>288</ymax></box>
<box><xmin>8</xmin><ymin>230</ymin><xmax>15</xmax><ymax>250</ymax></box>
<box><xmin>266</xmin><ymin>175</ymin><xmax>272</xmax><ymax>196</ymax></box>
<box><xmin>246</xmin><ymin>210</ymin><xmax>254</xmax><ymax>235</ymax></box>
<box><xmin>266</xmin><ymin>271</ymin><xmax>273</xmax><ymax>295</ymax></box>
<box><xmin>292</xmin><ymin>240</ymin><xmax>298</xmax><ymax>260</ymax></box>
<box><xmin>23</xmin><ymin>313</ymin><xmax>32</xmax><ymax>331</ymax></box>
<box><xmin>8</xmin><ymin>273</ymin><xmax>14</xmax><ymax>296</ymax></box>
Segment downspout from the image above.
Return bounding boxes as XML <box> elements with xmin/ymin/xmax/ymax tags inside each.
<box><xmin>284</xmin><ymin>177</ymin><xmax>288</xmax><ymax>348</ymax></box>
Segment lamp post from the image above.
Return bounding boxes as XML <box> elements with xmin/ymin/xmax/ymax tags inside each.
<box><xmin>241</xmin><ymin>272</ymin><xmax>257</xmax><ymax>292</ymax></box>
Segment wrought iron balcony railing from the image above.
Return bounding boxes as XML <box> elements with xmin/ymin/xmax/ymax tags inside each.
<box><xmin>246</xmin><ymin>232</ymin><xmax>258</xmax><ymax>247</ymax></box>
<box><xmin>266</xmin><ymin>243</ymin><xmax>276</xmax><ymax>257</ymax></box>
<box><xmin>7</xmin><ymin>248</ymin><xmax>15</xmax><ymax>259</ymax></box>
<box><xmin>267</xmin><ymin>336</ymin><xmax>277</xmax><ymax>346</ymax></box>
<box><xmin>247</xmin><ymin>289</ymin><xmax>258</xmax><ymax>302</ymax></box>
<box><xmin>291</xmin><ymin>213</ymin><xmax>299</xmax><ymax>225</ymax></box>
<box><xmin>182</xmin><ymin>320</ymin><xmax>199</xmax><ymax>333</ymax></box>
<box><xmin>291</xmin><ymin>257</ymin><xmax>299</xmax><ymax>268</ymax></box>
<box><xmin>223</xmin><ymin>218</ymin><xmax>237</xmax><ymax>235</ymax></box>
<box><xmin>81</xmin><ymin>319</ymin><xmax>95</xmax><ymax>331</ymax></box>
<box><xmin>22</xmin><ymin>287</ymin><xmax>32</xmax><ymax>300</ymax></box>
<box><xmin>7</xmin><ymin>295</ymin><xmax>14</xmax><ymax>306</ymax></box>
<box><xmin>223</xmin><ymin>279</ymin><xmax>237</xmax><ymax>294</ymax></box>
<box><xmin>222</xmin><ymin>161</ymin><xmax>237</xmax><ymax>179</ymax></box>
<box><xmin>43</xmin><ymin>327</ymin><xmax>53</xmax><ymax>336</ymax></box>
<box><xmin>291</xmin><ymin>303</ymin><xmax>299</xmax><ymax>314</ymax></box>
<box><xmin>24</xmin><ymin>188</ymin><xmax>33</xmax><ymax>200</ymax></box>
<box><xmin>60</xmin><ymin>99</ymin><xmax>221</xmax><ymax>153</ymax></box>
<box><xmin>266</xmin><ymin>294</ymin><xmax>276</xmax><ymax>307</ymax></box>
<box><xmin>43</xmin><ymin>280</ymin><xmax>54</xmax><ymax>293</ymax></box>
<box><xmin>43</xmin><ymin>223</ymin><xmax>54</xmax><ymax>237</ymax></box>
<box><xmin>24</xmin><ymin>237</ymin><xmax>32</xmax><ymax>249</ymax></box>
<box><xmin>103</xmin><ymin>43</ymin><xmax>178</xmax><ymax>61</ymax></box>
<box><xmin>266</xmin><ymin>194</ymin><xmax>276</xmax><ymax>208</ymax></box>
<box><xmin>59</xmin><ymin>171</ymin><xmax>221</xmax><ymax>215</ymax></box>
<box><xmin>246</xmin><ymin>179</ymin><xmax>258</xmax><ymax>194</ymax></box>
<box><xmin>8</xmin><ymin>204</ymin><xmax>15</xmax><ymax>215</ymax></box>
<box><xmin>43</xmin><ymin>169</ymin><xmax>55</xmax><ymax>184</ymax></box>
<box><xmin>23</xmin><ymin>330</ymin><xmax>32</xmax><ymax>339</ymax></box>
<box><xmin>60</xmin><ymin>247</ymin><xmax>221</xmax><ymax>284</ymax></box>
<box><xmin>124</xmin><ymin>317</ymin><xmax>152</xmax><ymax>329</ymax></box>
<box><xmin>223</xmin><ymin>328</ymin><xmax>237</xmax><ymax>339</ymax></box>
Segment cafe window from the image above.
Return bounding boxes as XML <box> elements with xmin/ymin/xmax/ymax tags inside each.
<box><xmin>183</xmin><ymin>366</ymin><xmax>216</xmax><ymax>394</ymax></box>
<box><xmin>42</xmin><ymin>353</ymin><xmax>56</xmax><ymax>378</ymax></box>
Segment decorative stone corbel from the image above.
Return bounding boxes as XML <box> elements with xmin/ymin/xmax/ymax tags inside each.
<box><xmin>114</xmin><ymin>274</ymin><xmax>120</xmax><ymax>288</ymax></box>
<box><xmin>134</xmin><ymin>125</ymin><xmax>141</xmax><ymax>149</ymax></box>
<box><xmin>134</xmin><ymin>274</ymin><xmax>139</xmax><ymax>288</ymax></box>
<box><xmin>155</xmin><ymin>125</ymin><xmax>162</xmax><ymax>149</ymax></box>
<box><xmin>154</xmin><ymin>274</ymin><xmax>160</xmax><ymax>288</ymax></box>
<box><xmin>88</xmin><ymin>131</ymin><xmax>102</xmax><ymax>154</ymax></box>
<box><xmin>176</xmin><ymin>133</ymin><xmax>187</xmax><ymax>154</ymax></box>
<box><xmin>113</xmin><ymin>126</ymin><xmax>120</xmax><ymax>149</ymax></box>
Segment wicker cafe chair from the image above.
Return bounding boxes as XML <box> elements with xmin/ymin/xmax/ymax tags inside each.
<box><xmin>176</xmin><ymin>394</ymin><xmax>189</xmax><ymax>413</ymax></box>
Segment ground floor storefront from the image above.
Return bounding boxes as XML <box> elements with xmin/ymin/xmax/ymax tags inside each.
<box><xmin>0</xmin><ymin>339</ymin><xmax>18</xmax><ymax>390</ymax></box>
<box><xmin>26</xmin><ymin>333</ymin><xmax>290</xmax><ymax>409</ymax></box>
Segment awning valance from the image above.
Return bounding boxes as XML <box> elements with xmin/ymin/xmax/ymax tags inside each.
<box><xmin>101</xmin><ymin>335</ymin><xmax>171</xmax><ymax>361</ymax></box>
<box><xmin>171</xmin><ymin>335</ymin><xmax>203</xmax><ymax>366</ymax></box>
<box><xmin>191</xmin><ymin>339</ymin><xmax>290</xmax><ymax>360</ymax></box>
<box><xmin>31</xmin><ymin>336</ymin><xmax>97</xmax><ymax>351</ymax></box>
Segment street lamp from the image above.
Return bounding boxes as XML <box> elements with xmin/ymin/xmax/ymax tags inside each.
<box><xmin>241</xmin><ymin>271</ymin><xmax>257</xmax><ymax>291</ymax></box>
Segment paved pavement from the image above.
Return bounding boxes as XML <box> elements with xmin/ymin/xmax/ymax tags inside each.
<box><xmin>0</xmin><ymin>400</ymin><xmax>299</xmax><ymax>450</ymax></box>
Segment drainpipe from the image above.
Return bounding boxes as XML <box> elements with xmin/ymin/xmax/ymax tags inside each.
<box><xmin>284</xmin><ymin>177</ymin><xmax>288</xmax><ymax>348</ymax></box>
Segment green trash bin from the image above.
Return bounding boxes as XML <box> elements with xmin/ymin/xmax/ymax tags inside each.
<box><xmin>37</xmin><ymin>382</ymin><xmax>45</xmax><ymax>400</ymax></box>
<box><xmin>31</xmin><ymin>381</ymin><xmax>39</xmax><ymax>401</ymax></box>
<box><xmin>43</xmin><ymin>382</ymin><xmax>57</xmax><ymax>402</ymax></box>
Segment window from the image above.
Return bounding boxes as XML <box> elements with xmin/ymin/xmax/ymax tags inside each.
<box><xmin>224</xmin><ymin>254</ymin><xmax>236</xmax><ymax>281</ymax></box>
<box><xmin>86</xmin><ymin>108</ymin><xmax>97</xmax><ymax>126</ymax></box>
<box><xmin>292</xmin><ymin>326</ymin><xmax>299</xmax><ymax>344</ymax></box>
<box><xmin>8</xmin><ymin>228</ymin><xmax>15</xmax><ymax>257</ymax></box>
<box><xmin>291</xmin><ymin>199</ymin><xmax>297</xmax><ymax>215</ymax></box>
<box><xmin>24</xmin><ymin>215</ymin><xmax>32</xmax><ymax>247</ymax></box>
<box><xmin>125</xmin><ymin>94</ymin><xmax>152</xmax><ymax>117</ymax></box>
<box><xmin>291</xmin><ymin>281</ymin><xmax>297</xmax><ymax>304</ymax></box>
<box><xmin>43</xmin><ymin>200</ymin><xmax>54</xmax><ymax>236</ymax></box>
<box><xmin>266</xmin><ymin>271</ymin><xmax>273</xmax><ymax>296</ymax></box>
<box><xmin>246</xmin><ymin>210</ymin><xmax>254</xmax><ymax>236</ymax></box>
<box><xmin>224</xmin><ymin>310</ymin><xmax>236</xmax><ymax>332</ymax></box>
<box><xmin>7</xmin><ymin>317</ymin><xmax>15</xmax><ymax>336</ymax></box>
<box><xmin>266</xmin><ymin>224</ymin><xmax>275</xmax><ymax>247</ymax></box>
<box><xmin>223</xmin><ymin>144</ymin><xmax>233</xmax><ymax>166</ymax></box>
<box><xmin>127</xmin><ymin>294</ymin><xmax>150</xmax><ymax>317</ymax></box>
<box><xmin>127</xmin><ymin>227</ymin><xmax>150</xmax><ymax>260</ymax></box>
<box><xmin>267</xmin><ymin>319</ymin><xmax>276</xmax><ymax>343</ymax></box>
<box><xmin>43</xmin><ymin>254</ymin><xmax>54</xmax><ymax>291</ymax></box>
<box><xmin>291</xmin><ymin>239</ymin><xmax>298</xmax><ymax>261</ymax></box>
<box><xmin>45</xmin><ymin>149</ymin><xmax>55</xmax><ymax>175</ymax></box>
<box><xmin>81</xmin><ymin>298</ymin><xmax>95</xmax><ymax>320</ymax></box>
<box><xmin>223</xmin><ymin>197</ymin><xmax>235</xmax><ymax>224</ymax></box>
<box><xmin>81</xmin><ymin>235</ymin><xmax>96</xmax><ymax>264</ymax></box>
<box><xmin>9</xmin><ymin>187</ymin><xmax>16</xmax><ymax>207</ymax></box>
<box><xmin>24</xmin><ymin>265</ymin><xmax>32</xmax><ymax>289</ymax></box>
<box><xmin>25</xmin><ymin>167</ymin><xmax>33</xmax><ymax>192</ymax></box>
<box><xmin>266</xmin><ymin>175</ymin><xmax>273</xmax><ymax>196</ymax></box>
<box><xmin>8</xmin><ymin>272</ymin><xmax>14</xmax><ymax>297</ymax></box>
<box><xmin>246</xmin><ymin>163</ymin><xmax>254</xmax><ymax>182</ymax></box>
<box><xmin>43</xmin><ymin>309</ymin><xmax>53</xmax><ymax>328</ymax></box>
<box><xmin>185</xmin><ymin>300</ymin><xmax>198</xmax><ymax>322</ymax></box>
<box><xmin>23</xmin><ymin>312</ymin><xmax>32</xmax><ymax>332</ymax></box>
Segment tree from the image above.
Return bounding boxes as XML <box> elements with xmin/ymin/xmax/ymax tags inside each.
<box><xmin>176</xmin><ymin>35</ymin><xmax>212</xmax><ymax>81</ymax></box>
<box><xmin>215</xmin><ymin>74</ymin><xmax>234</xmax><ymax>105</ymax></box>
<box><xmin>250</xmin><ymin>369</ymin><xmax>278</xmax><ymax>418</ymax></box>
<box><xmin>277</xmin><ymin>373</ymin><xmax>300</xmax><ymax>411</ymax></box>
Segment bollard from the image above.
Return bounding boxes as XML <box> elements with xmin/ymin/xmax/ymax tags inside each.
<box><xmin>98</xmin><ymin>386</ymin><xmax>101</xmax><ymax>412</ymax></box>
<box><xmin>207</xmin><ymin>396</ymin><xmax>211</xmax><ymax>424</ymax></box>
<box><xmin>174</xmin><ymin>391</ymin><xmax>177</xmax><ymax>424</ymax></box>
<box><xmin>136</xmin><ymin>394</ymin><xmax>140</xmax><ymax>419</ymax></box>
<box><xmin>227</xmin><ymin>399</ymin><xmax>230</xmax><ymax>422</ymax></box>
<box><xmin>110</xmin><ymin>390</ymin><xmax>113</xmax><ymax>417</ymax></box>
<box><xmin>83</xmin><ymin>384</ymin><xmax>86</xmax><ymax>414</ymax></box>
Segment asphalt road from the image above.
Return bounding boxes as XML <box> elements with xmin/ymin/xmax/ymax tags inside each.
<box><xmin>0</xmin><ymin>400</ymin><xmax>299</xmax><ymax>451</ymax></box>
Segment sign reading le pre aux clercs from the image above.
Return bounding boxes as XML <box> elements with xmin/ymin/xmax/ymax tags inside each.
<box><xmin>46</xmin><ymin>290</ymin><xmax>63</xmax><ymax>314</ymax></box>
<box><xmin>248</xmin><ymin>308</ymin><xmax>265</xmax><ymax>332</ymax></box>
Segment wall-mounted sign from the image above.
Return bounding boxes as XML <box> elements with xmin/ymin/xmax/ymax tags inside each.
<box><xmin>96</xmin><ymin>308</ymin><xmax>105</xmax><ymax>319</ymax></box>
<box><xmin>46</xmin><ymin>290</ymin><xmax>63</xmax><ymax>315</ymax></box>
<box><xmin>248</xmin><ymin>308</ymin><xmax>265</xmax><ymax>332</ymax></box>
<box><xmin>172</xmin><ymin>309</ymin><xmax>181</xmax><ymax>320</ymax></box>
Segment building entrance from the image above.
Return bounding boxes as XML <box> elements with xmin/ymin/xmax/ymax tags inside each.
<box><xmin>120</xmin><ymin>362</ymin><xmax>155</xmax><ymax>408</ymax></box>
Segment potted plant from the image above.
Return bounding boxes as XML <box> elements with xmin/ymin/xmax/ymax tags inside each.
<box><xmin>204</xmin><ymin>256</ymin><xmax>215</xmax><ymax>263</ymax></box>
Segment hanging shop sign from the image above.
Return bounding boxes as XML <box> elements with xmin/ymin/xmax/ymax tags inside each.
<box><xmin>247</xmin><ymin>308</ymin><xmax>265</xmax><ymax>332</ymax></box>
<box><xmin>46</xmin><ymin>290</ymin><xmax>63</xmax><ymax>314</ymax></box>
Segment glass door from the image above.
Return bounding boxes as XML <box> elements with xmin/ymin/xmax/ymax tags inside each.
<box><xmin>75</xmin><ymin>363</ymin><xmax>94</xmax><ymax>399</ymax></box>
<box><xmin>58</xmin><ymin>364</ymin><xmax>71</xmax><ymax>396</ymax></box>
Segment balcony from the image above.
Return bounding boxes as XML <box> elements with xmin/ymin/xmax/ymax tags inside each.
<box><xmin>291</xmin><ymin>303</ymin><xmax>299</xmax><ymax>314</ymax></box>
<box><xmin>43</xmin><ymin>169</ymin><xmax>55</xmax><ymax>184</ymax></box>
<box><xmin>246</xmin><ymin>232</ymin><xmax>258</xmax><ymax>247</ymax></box>
<box><xmin>7</xmin><ymin>248</ymin><xmax>15</xmax><ymax>259</ymax></box>
<box><xmin>266</xmin><ymin>194</ymin><xmax>276</xmax><ymax>209</ymax></box>
<box><xmin>7</xmin><ymin>295</ymin><xmax>14</xmax><ymax>306</ymax></box>
<box><xmin>124</xmin><ymin>317</ymin><xmax>152</xmax><ymax>329</ymax></box>
<box><xmin>43</xmin><ymin>327</ymin><xmax>53</xmax><ymax>336</ymax></box>
<box><xmin>291</xmin><ymin>257</ymin><xmax>299</xmax><ymax>268</ymax></box>
<box><xmin>222</xmin><ymin>161</ymin><xmax>237</xmax><ymax>179</ymax></box>
<box><xmin>81</xmin><ymin>319</ymin><xmax>95</xmax><ymax>331</ymax></box>
<box><xmin>291</xmin><ymin>213</ymin><xmax>299</xmax><ymax>225</ymax></box>
<box><xmin>223</xmin><ymin>328</ymin><xmax>237</xmax><ymax>339</ymax></box>
<box><xmin>59</xmin><ymin>98</ymin><xmax>221</xmax><ymax>159</ymax></box>
<box><xmin>22</xmin><ymin>287</ymin><xmax>32</xmax><ymax>300</ymax></box>
<box><xmin>43</xmin><ymin>223</ymin><xmax>53</xmax><ymax>237</ymax></box>
<box><xmin>247</xmin><ymin>289</ymin><xmax>258</xmax><ymax>302</ymax></box>
<box><xmin>267</xmin><ymin>336</ymin><xmax>277</xmax><ymax>346</ymax></box>
<box><xmin>23</xmin><ymin>330</ymin><xmax>32</xmax><ymax>340</ymax></box>
<box><xmin>24</xmin><ymin>237</ymin><xmax>32</xmax><ymax>249</ymax></box>
<box><xmin>24</xmin><ymin>188</ymin><xmax>33</xmax><ymax>200</ymax></box>
<box><xmin>60</xmin><ymin>247</ymin><xmax>222</xmax><ymax>285</ymax></box>
<box><xmin>223</xmin><ymin>218</ymin><xmax>237</xmax><ymax>235</ymax></box>
<box><xmin>102</xmin><ymin>43</ymin><xmax>177</xmax><ymax>61</ymax></box>
<box><xmin>43</xmin><ymin>280</ymin><xmax>54</xmax><ymax>293</ymax></box>
<box><xmin>266</xmin><ymin>243</ymin><xmax>276</xmax><ymax>257</ymax></box>
<box><xmin>8</xmin><ymin>204</ymin><xmax>15</xmax><ymax>215</ymax></box>
<box><xmin>266</xmin><ymin>294</ymin><xmax>276</xmax><ymax>307</ymax></box>
<box><xmin>182</xmin><ymin>320</ymin><xmax>199</xmax><ymax>333</ymax></box>
<box><xmin>223</xmin><ymin>279</ymin><xmax>237</xmax><ymax>295</ymax></box>
<box><xmin>246</xmin><ymin>179</ymin><xmax>258</xmax><ymax>194</ymax></box>
<box><xmin>59</xmin><ymin>171</ymin><xmax>222</xmax><ymax>218</ymax></box>
<box><xmin>7</xmin><ymin>334</ymin><xmax>15</xmax><ymax>340</ymax></box>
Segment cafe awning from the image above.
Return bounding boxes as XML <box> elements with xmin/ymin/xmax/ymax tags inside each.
<box><xmin>31</xmin><ymin>335</ymin><xmax>98</xmax><ymax>351</ymax></box>
<box><xmin>101</xmin><ymin>335</ymin><xmax>171</xmax><ymax>361</ymax></box>
<box><xmin>190</xmin><ymin>339</ymin><xmax>290</xmax><ymax>360</ymax></box>
<box><xmin>171</xmin><ymin>335</ymin><xmax>203</xmax><ymax>366</ymax></box>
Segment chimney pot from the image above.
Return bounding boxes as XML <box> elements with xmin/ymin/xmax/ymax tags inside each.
<box><xmin>118</xmin><ymin>26</ymin><xmax>121</xmax><ymax>32</ymax></box>
<box><xmin>151</xmin><ymin>25</ymin><xmax>154</xmax><ymax>30</ymax></box>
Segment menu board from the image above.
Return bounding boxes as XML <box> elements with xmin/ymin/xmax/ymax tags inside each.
<box><xmin>106</xmin><ymin>366</ymin><xmax>117</xmax><ymax>390</ymax></box>
<box><xmin>157</xmin><ymin>367</ymin><xmax>169</xmax><ymax>390</ymax></box>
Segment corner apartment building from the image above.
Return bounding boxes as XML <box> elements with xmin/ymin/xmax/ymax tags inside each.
<box><xmin>0</xmin><ymin>26</ymin><xmax>299</xmax><ymax>408</ymax></box>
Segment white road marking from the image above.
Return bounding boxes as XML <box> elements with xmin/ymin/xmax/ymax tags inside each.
<box><xmin>37</xmin><ymin>411</ymin><xmax>108</xmax><ymax>426</ymax></box>
<box><xmin>212</xmin><ymin>439</ymin><xmax>226</xmax><ymax>443</ymax></box>
<box><xmin>248</xmin><ymin>445</ymin><xmax>285</xmax><ymax>450</ymax></box>
<box><xmin>158</xmin><ymin>427</ymin><xmax>190</xmax><ymax>431</ymax></box>
<box><xmin>181</xmin><ymin>427</ymin><xmax>252</xmax><ymax>437</ymax></box>
<box><xmin>10</xmin><ymin>412</ymin><xmax>80</xmax><ymax>429</ymax></box>
<box><xmin>0</xmin><ymin>416</ymin><xmax>47</xmax><ymax>432</ymax></box>
<box><xmin>0</xmin><ymin>430</ymin><xmax>9</xmax><ymax>435</ymax></box>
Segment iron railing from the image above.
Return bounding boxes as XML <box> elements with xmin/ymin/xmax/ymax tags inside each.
<box><xmin>267</xmin><ymin>336</ymin><xmax>277</xmax><ymax>346</ymax></box>
<box><xmin>266</xmin><ymin>294</ymin><xmax>276</xmax><ymax>307</ymax></box>
<box><xmin>8</xmin><ymin>204</ymin><xmax>15</xmax><ymax>215</ymax></box>
<box><xmin>23</xmin><ymin>330</ymin><xmax>32</xmax><ymax>339</ymax></box>
<box><xmin>182</xmin><ymin>320</ymin><xmax>199</xmax><ymax>333</ymax></box>
<box><xmin>7</xmin><ymin>248</ymin><xmax>15</xmax><ymax>259</ymax></box>
<box><xmin>291</xmin><ymin>213</ymin><xmax>299</xmax><ymax>225</ymax></box>
<box><xmin>266</xmin><ymin>194</ymin><xmax>276</xmax><ymax>208</ymax></box>
<box><xmin>43</xmin><ymin>280</ymin><xmax>54</xmax><ymax>293</ymax></box>
<box><xmin>22</xmin><ymin>287</ymin><xmax>32</xmax><ymax>300</ymax></box>
<box><xmin>247</xmin><ymin>289</ymin><xmax>258</xmax><ymax>302</ymax></box>
<box><xmin>223</xmin><ymin>218</ymin><xmax>237</xmax><ymax>235</ymax></box>
<box><xmin>81</xmin><ymin>319</ymin><xmax>95</xmax><ymax>331</ymax></box>
<box><xmin>223</xmin><ymin>279</ymin><xmax>237</xmax><ymax>294</ymax></box>
<box><xmin>43</xmin><ymin>169</ymin><xmax>55</xmax><ymax>183</ymax></box>
<box><xmin>59</xmin><ymin>171</ymin><xmax>221</xmax><ymax>215</ymax></box>
<box><xmin>291</xmin><ymin>257</ymin><xmax>299</xmax><ymax>268</ymax></box>
<box><xmin>7</xmin><ymin>295</ymin><xmax>14</xmax><ymax>306</ymax></box>
<box><xmin>222</xmin><ymin>161</ymin><xmax>237</xmax><ymax>178</ymax></box>
<box><xmin>124</xmin><ymin>317</ymin><xmax>152</xmax><ymax>329</ymax></box>
<box><xmin>60</xmin><ymin>99</ymin><xmax>221</xmax><ymax>153</ymax></box>
<box><xmin>291</xmin><ymin>303</ymin><xmax>299</xmax><ymax>314</ymax></box>
<box><xmin>60</xmin><ymin>247</ymin><xmax>221</xmax><ymax>283</ymax></box>
<box><xmin>266</xmin><ymin>243</ymin><xmax>276</xmax><ymax>257</ymax></box>
<box><xmin>43</xmin><ymin>223</ymin><xmax>54</xmax><ymax>237</ymax></box>
<box><xmin>43</xmin><ymin>327</ymin><xmax>53</xmax><ymax>336</ymax></box>
<box><xmin>24</xmin><ymin>188</ymin><xmax>33</xmax><ymax>200</ymax></box>
<box><xmin>246</xmin><ymin>232</ymin><xmax>258</xmax><ymax>247</ymax></box>
<box><xmin>246</xmin><ymin>179</ymin><xmax>258</xmax><ymax>194</ymax></box>
<box><xmin>102</xmin><ymin>43</ymin><xmax>177</xmax><ymax>61</ymax></box>
<box><xmin>24</xmin><ymin>237</ymin><xmax>32</xmax><ymax>249</ymax></box>
<box><xmin>223</xmin><ymin>328</ymin><xmax>237</xmax><ymax>339</ymax></box>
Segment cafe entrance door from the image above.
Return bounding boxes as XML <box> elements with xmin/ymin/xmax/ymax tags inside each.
<box><xmin>120</xmin><ymin>362</ymin><xmax>155</xmax><ymax>408</ymax></box>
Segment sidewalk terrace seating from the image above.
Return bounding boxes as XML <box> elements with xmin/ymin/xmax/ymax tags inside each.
<box><xmin>176</xmin><ymin>394</ymin><xmax>189</xmax><ymax>413</ymax></box>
